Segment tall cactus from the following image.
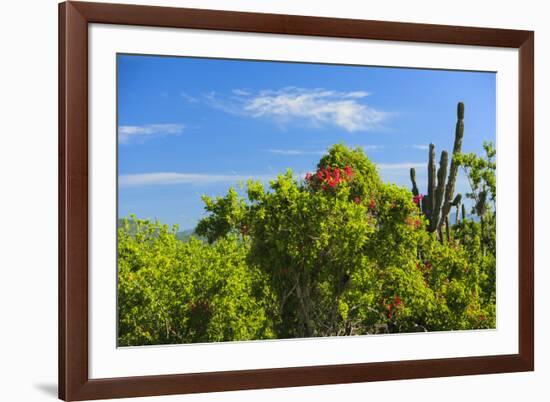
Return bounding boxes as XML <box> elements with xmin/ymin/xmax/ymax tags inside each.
<box><xmin>429</xmin><ymin>151</ymin><xmax>448</xmax><ymax>232</ymax></box>
<box><xmin>427</xmin><ymin>143</ymin><xmax>436</xmax><ymax>221</ymax></box>
<box><xmin>410</xmin><ymin>145</ymin><xmax>446</xmax><ymax>234</ymax></box>
<box><xmin>438</xmin><ymin>102</ymin><xmax>465</xmax><ymax>232</ymax></box>
<box><xmin>410</xmin><ymin>168</ymin><xmax>419</xmax><ymax>197</ymax></box>
<box><xmin>461</xmin><ymin>203</ymin><xmax>467</xmax><ymax>222</ymax></box>
<box><xmin>408</xmin><ymin>102</ymin><xmax>466</xmax><ymax>241</ymax></box>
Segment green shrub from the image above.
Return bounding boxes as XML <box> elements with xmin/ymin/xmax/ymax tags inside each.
<box><xmin>119</xmin><ymin>144</ymin><xmax>496</xmax><ymax>345</ymax></box>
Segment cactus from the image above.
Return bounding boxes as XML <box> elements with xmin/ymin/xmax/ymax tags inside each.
<box><xmin>461</xmin><ymin>203</ymin><xmax>467</xmax><ymax>222</ymax></box>
<box><xmin>451</xmin><ymin>193</ymin><xmax>462</xmax><ymax>206</ymax></box>
<box><xmin>452</xmin><ymin>194</ymin><xmax>462</xmax><ymax>224</ymax></box>
<box><xmin>409</xmin><ymin>103</ymin><xmax>466</xmax><ymax>241</ymax></box>
<box><xmin>438</xmin><ymin>102</ymin><xmax>465</xmax><ymax>232</ymax></box>
<box><xmin>420</xmin><ymin>195</ymin><xmax>428</xmax><ymax>216</ymax></box>
<box><xmin>410</xmin><ymin>168</ymin><xmax>419</xmax><ymax>197</ymax></box>
<box><xmin>427</xmin><ymin>143</ymin><xmax>436</xmax><ymax>221</ymax></box>
<box><xmin>429</xmin><ymin>151</ymin><xmax>448</xmax><ymax>232</ymax></box>
<box><xmin>410</xmin><ymin>166</ymin><xmax>429</xmax><ymax>216</ymax></box>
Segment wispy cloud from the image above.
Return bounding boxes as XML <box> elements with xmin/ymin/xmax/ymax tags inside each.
<box><xmin>119</xmin><ymin>172</ymin><xmax>273</xmax><ymax>188</ymax></box>
<box><xmin>376</xmin><ymin>162</ymin><xmax>425</xmax><ymax>170</ymax></box>
<box><xmin>265</xmin><ymin>149</ymin><xmax>325</xmax><ymax>156</ymax></box>
<box><xmin>408</xmin><ymin>144</ymin><xmax>430</xmax><ymax>151</ymax></box>
<box><xmin>343</xmin><ymin>91</ymin><xmax>370</xmax><ymax>98</ymax></box>
<box><xmin>360</xmin><ymin>145</ymin><xmax>385</xmax><ymax>151</ymax></box>
<box><xmin>201</xmin><ymin>87</ymin><xmax>389</xmax><ymax>132</ymax></box>
<box><xmin>181</xmin><ymin>92</ymin><xmax>199</xmax><ymax>103</ymax></box>
<box><xmin>118</xmin><ymin>124</ymin><xmax>184</xmax><ymax>144</ymax></box>
<box><xmin>376</xmin><ymin>162</ymin><xmax>425</xmax><ymax>187</ymax></box>
<box><xmin>232</xmin><ymin>89</ymin><xmax>251</xmax><ymax>96</ymax></box>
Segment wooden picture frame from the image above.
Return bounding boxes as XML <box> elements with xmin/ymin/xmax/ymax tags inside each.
<box><xmin>59</xmin><ymin>1</ymin><xmax>534</xmax><ymax>400</ymax></box>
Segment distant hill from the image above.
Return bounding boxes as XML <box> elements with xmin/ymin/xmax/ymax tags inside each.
<box><xmin>176</xmin><ymin>228</ymin><xmax>204</xmax><ymax>242</ymax></box>
<box><xmin>117</xmin><ymin>218</ymin><xmax>204</xmax><ymax>242</ymax></box>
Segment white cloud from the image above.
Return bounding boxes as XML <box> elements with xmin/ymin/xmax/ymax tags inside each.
<box><xmin>232</xmin><ymin>89</ymin><xmax>251</xmax><ymax>96</ymax></box>
<box><xmin>408</xmin><ymin>144</ymin><xmax>430</xmax><ymax>151</ymax></box>
<box><xmin>181</xmin><ymin>92</ymin><xmax>199</xmax><ymax>103</ymax></box>
<box><xmin>376</xmin><ymin>162</ymin><xmax>425</xmax><ymax>187</ymax></box>
<box><xmin>344</xmin><ymin>91</ymin><xmax>370</xmax><ymax>98</ymax></box>
<box><xmin>376</xmin><ymin>162</ymin><xmax>425</xmax><ymax>170</ymax></box>
<box><xmin>265</xmin><ymin>149</ymin><xmax>325</xmax><ymax>156</ymax></box>
<box><xmin>203</xmin><ymin>87</ymin><xmax>388</xmax><ymax>132</ymax></box>
<box><xmin>360</xmin><ymin>145</ymin><xmax>384</xmax><ymax>151</ymax></box>
<box><xmin>118</xmin><ymin>124</ymin><xmax>184</xmax><ymax>144</ymax></box>
<box><xmin>119</xmin><ymin>172</ymin><xmax>273</xmax><ymax>187</ymax></box>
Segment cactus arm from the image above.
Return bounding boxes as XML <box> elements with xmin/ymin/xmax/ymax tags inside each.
<box><xmin>437</xmin><ymin>225</ymin><xmax>444</xmax><ymax>242</ymax></box>
<box><xmin>452</xmin><ymin>194</ymin><xmax>462</xmax><ymax>224</ymax></box>
<box><xmin>461</xmin><ymin>203</ymin><xmax>467</xmax><ymax>222</ymax></box>
<box><xmin>427</xmin><ymin>143</ymin><xmax>436</xmax><ymax>223</ymax></box>
<box><xmin>421</xmin><ymin>197</ymin><xmax>428</xmax><ymax>216</ymax></box>
<box><xmin>452</xmin><ymin>193</ymin><xmax>462</xmax><ymax>206</ymax></box>
<box><xmin>429</xmin><ymin>150</ymin><xmax>448</xmax><ymax>233</ymax></box>
<box><xmin>439</xmin><ymin>102</ymin><xmax>465</xmax><ymax>231</ymax></box>
<box><xmin>410</xmin><ymin>168</ymin><xmax>419</xmax><ymax>196</ymax></box>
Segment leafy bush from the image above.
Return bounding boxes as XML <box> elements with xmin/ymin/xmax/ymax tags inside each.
<box><xmin>118</xmin><ymin>144</ymin><xmax>496</xmax><ymax>345</ymax></box>
<box><xmin>118</xmin><ymin>217</ymin><xmax>274</xmax><ymax>346</ymax></box>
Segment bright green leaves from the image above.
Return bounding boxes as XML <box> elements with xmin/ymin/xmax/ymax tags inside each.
<box><xmin>118</xmin><ymin>218</ymin><xmax>273</xmax><ymax>346</ymax></box>
<box><xmin>243</xmin><ymin>170</ymin><xmax>377</xmax><ymax>337</ymax></box>
<box><xmin>455</xmin><ymin>141</ymin><xmax>496</xmax><ymax>205</ymax></box>
<box><xmin>317</xmin><ymin>143</ymin><xmax>381</xmax><ymax>201</ymax></box>
<box><xmin>195</xmin><ymin>187</ymin><xmax>248</xmax><ymax>243</ymax></box>
<box><xmin>119</xmin><ymin>143</ymin><xmax>496</xmax><ymax>345</ymax></box>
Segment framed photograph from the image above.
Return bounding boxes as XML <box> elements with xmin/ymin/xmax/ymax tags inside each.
<box><xmin>59</xmin><ymin>1</ymin><xmax>534</xmax><ymax>400</ymax></box>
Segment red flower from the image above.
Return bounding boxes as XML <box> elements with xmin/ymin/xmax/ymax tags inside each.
<box><xmin>369</xmin><ymin>198</ymin><xmax>376</xmax><ymax>210</ymax></box>
<box><xmin>394</xmin><ymin>296</ymin><xmax>402</xmax><ymax>306</ymax></box>
<box><xmin>415</xmin><ymin>219</ymin><xmax>421</xmax><ymax>229</ymax></box>
<box><xmin>354</xmin><ymin>196</ymin><xmax>361</xmax><ymax>204</ymax></box>
<box><xmin>333</xmin><ymin>168</ymin><xmax>341</xmax><ymax>182</ymax></box>
<box><xmin>344</xmin><ymin>165</ymin><xmax>353</xmax><ymax>178</ymax></box>
<box><xmin>312</xmin><ymin>165</ymin><xmax>355</xmax><ymax>191</ymax></box>
<box><xmin>412</xmin><ymin>194</ymin><xmax>424</xmax><ymax>205</ymax></box>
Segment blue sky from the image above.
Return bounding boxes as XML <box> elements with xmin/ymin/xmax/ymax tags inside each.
<box><xmin>118</xmin><ymin>54</ymin><xmax>496</xmax><ymax>231</ymax></box>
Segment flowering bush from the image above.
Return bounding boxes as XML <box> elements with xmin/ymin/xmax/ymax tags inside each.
<box><xmin>305</xmin><ymin>165</ymin><xmax>354</xmax><ymax>190</ymax></box>
<box><xmin>118</xmin><ymin>144</ymin><xmax>496</xmax><ymax>345</ymax></box>
<box><xmin>194</xmin><ymin>144</ymin><xmax>495</xmax><ymax>338</ymax></box>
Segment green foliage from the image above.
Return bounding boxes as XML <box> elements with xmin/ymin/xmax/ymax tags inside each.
<box><xmin>455</xmin><ymin>141</ymin><xmax>496</xmax><ymax>211</ymax></box>
<box><xmin>118</xmin><ymin>141</ymin><xmax>496</xmax><ymax>346</ymax></box>
<box><xmin>118</xmin><ymin>216</ymin><xmax>273</xmax><ymax>346</ymax></box>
